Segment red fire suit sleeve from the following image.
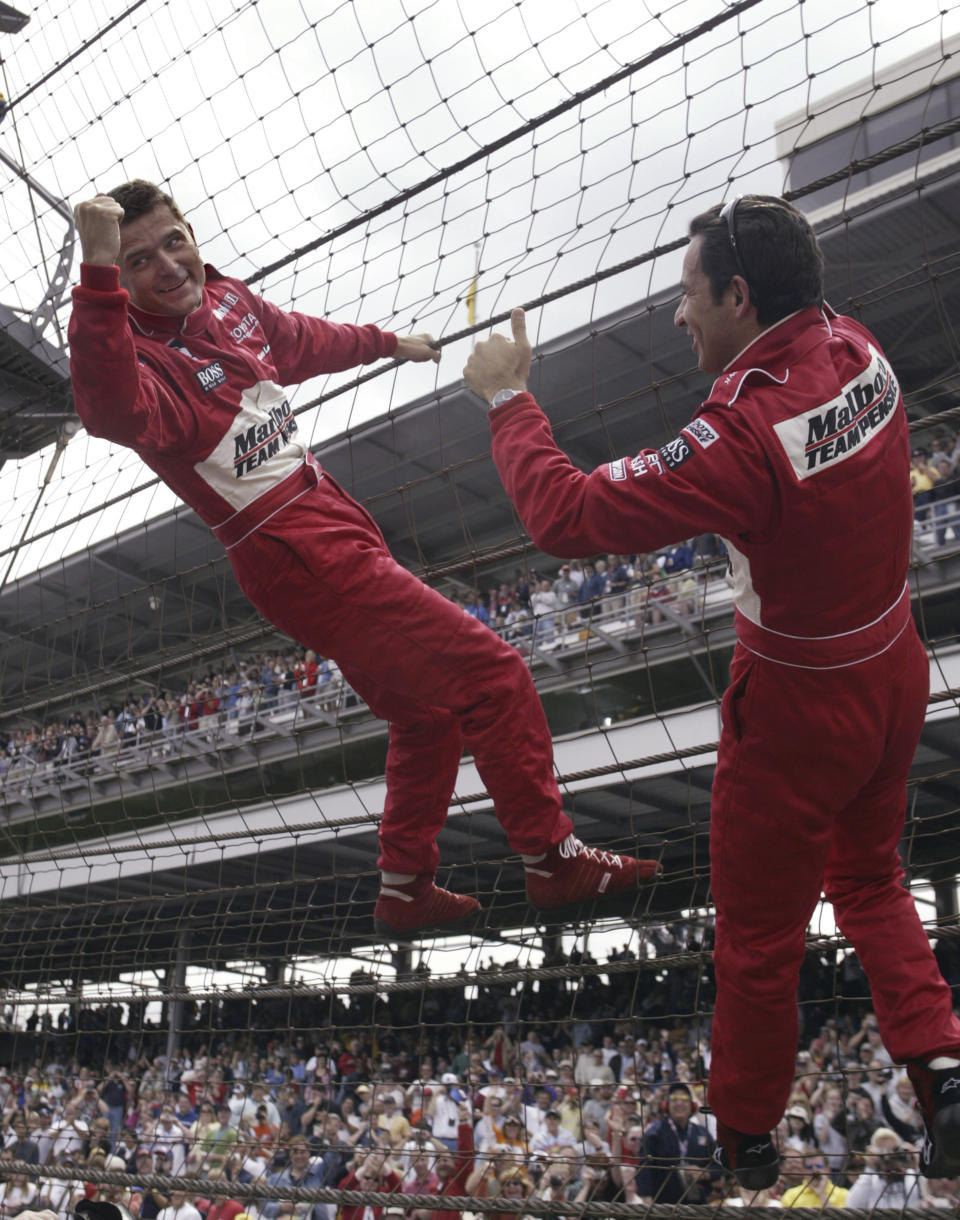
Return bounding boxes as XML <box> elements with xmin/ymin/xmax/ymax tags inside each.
<box><xmin>69</xmin><ymin>262</ymin><xmax>198</xmax><ymax>452</ymax></box>
<box><xmin>245</xmin><ymin>287</ymin><xmax>398</xmax><ymax>383</ymax></box>
<box><xmin>488</xmin><ymin>390</ymin><xmax>777</xmax><ymax>558</ymax></box>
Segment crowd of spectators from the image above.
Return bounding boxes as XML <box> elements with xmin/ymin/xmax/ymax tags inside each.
<box><xmin>0</xmin><ymin>538</ymin><xmax>728</xmax><ymax>790</ymax></box>
<box><xmin>911</xmin><ymin>434</ymin><xmax>960</xmax><ymax>546</ymax></box>
<box><xmin>448</xmin><ymin>536</ymin><xmax>726</xmax><ymax>651</ymax></box>
<box><xmin>1</xmin><ymin>928</ymin><xmax>960</xmax><ymax>1217</ymax></box>
<box><xmin>7</xmin><ymin>459</ymin><xmax>959</xmax><ymax>789</ymax></box>
<box><xmin>4</xmin><ymin>430</ymin><xmax>959</xmax><ymax>790</ymax></box>
<box><xmin>0</xmin><ymin>649</ymin><xmax>343</xmax><ymax>786</ymax></box>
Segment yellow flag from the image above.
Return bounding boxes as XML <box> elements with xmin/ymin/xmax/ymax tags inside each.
<box><xmin>466</xmin><ymin>275</ymin><xmax>477</xmax><ymax>327</ymax></box>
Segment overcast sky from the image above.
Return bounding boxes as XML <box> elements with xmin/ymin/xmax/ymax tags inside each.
<box><xmin>1</xmin><ymin>0</ymin><xmax>956</xmax><ymax>577</ymax></box>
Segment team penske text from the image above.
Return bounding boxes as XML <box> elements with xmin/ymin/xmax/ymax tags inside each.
<box><xmin>233</xmin><ymin>399</ymin><xmax>296</xmax><ymax>477</ymax></box>
<box><xmin>773</xmin><ymin>345</ymin><xmax>899</xmax><ymax>480</ymax></box>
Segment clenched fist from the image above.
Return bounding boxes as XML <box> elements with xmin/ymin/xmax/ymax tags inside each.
<box><xmin>74</xmin><ymin>194</ymin><xmax>125</xmax><ymax>266</ymax></box>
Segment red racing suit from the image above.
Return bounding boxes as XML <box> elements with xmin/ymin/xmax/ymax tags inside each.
<box><xmin>488</xmin><ymin>304</ymin><xmax>960</xmax><ymax>1133</ymax></box>
<box><xmin>68</xmin><ymin>263</ymin><xmax>573</xmax><ymax>875</ymax></box>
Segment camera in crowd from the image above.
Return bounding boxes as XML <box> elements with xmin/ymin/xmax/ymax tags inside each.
<box><xmin>882</xmin><ymin>1148</ymin><xmax>914</xmax><ymax>1178</ymax></box>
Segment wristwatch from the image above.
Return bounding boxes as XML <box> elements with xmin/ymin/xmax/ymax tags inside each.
<box><xmin>490</xmin><ymin>388</ymin><xmax>524</xmax><ymax>409</ymax></box>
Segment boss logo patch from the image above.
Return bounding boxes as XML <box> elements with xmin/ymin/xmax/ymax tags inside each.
<box><xmin>660</xmin><ymin>436</ymin><xmax>692</xmax><ymax>470</ymax></box>
<box><xmin>195</xmin><ymin>362</ymin><xmax>227</xmax><ymax>392</ymax></box>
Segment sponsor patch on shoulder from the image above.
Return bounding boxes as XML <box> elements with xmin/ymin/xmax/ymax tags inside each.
<box><xmin>195</xmin><ymin>361</ymin><xmax>227</xmax><ymax>392</ymax></box>
<box><xmin>212</xmin><ymin>290</ymin><xmax>240</xmax><ymax>321</ymax></box>
<box><xmin>608</xmin><ymin>458</ymin><xmax>627</xmax><ymax>481</ymax></box>
<box><xmin>660</xmin><ymin>435</ymin><xmax>692</xmax><ymax>470</ymax></box>
<box><xmin>683</xmin><ymin>417</ymin><xmax>720</xmax><ymax>449</ymax></box>
<box><xmin>772</xmin><ymin>343</ymin><xmax>899</xmax><ymax>479</ymax></box>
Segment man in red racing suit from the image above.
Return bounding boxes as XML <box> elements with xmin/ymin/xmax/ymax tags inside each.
<box><xmin>464</xmin><ymin>194</ymin><xmax>960</xmax><ymax>1183</ymax></box>
<box><xmin>67</xmin><ymin>179</ymin><xmax>659</xmax><ymax>937</ymax></box>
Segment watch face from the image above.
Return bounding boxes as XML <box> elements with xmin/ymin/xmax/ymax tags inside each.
<box><xmin>492</xmin><ymin>389</ymin><xmax>520</xmax><ymax>408</ymax></box>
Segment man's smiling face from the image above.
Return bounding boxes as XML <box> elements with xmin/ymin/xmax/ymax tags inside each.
<box><xmin>674</xmin><ymin>233</ymin><xmax>744</xmax><ymax>374</ymax></box>
<box><xmin>118</xmin><ymin>203</ymin><xmax>205</xmax><ymax>317</ymax></box>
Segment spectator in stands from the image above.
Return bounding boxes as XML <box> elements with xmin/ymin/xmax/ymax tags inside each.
<box><xmin>90</xmin><ymin>714</ymin><xmax>120</xmax><ymax>763</ymax></box>
<box><xmin>779</xmin><ymin>1149</ymin><xmax>848</xmax><ymax>1207</ymax></box>
<box><xmin>845</xmin><ymin>1090</ymin><xmax>881</xmax><ymax>1154</ymax></box>
<box><xmin>586</xmin><ymin>1047</ymin><xmax>615</xmax><ymax>1085</ymax></box>
<box><xmin>262</xmin><ymin>1136</ymin><xmax>332</xmax><ymax>1220</ymax></box>
<box><xmin>882</xmin><ymin>1070</ymin><xmax>925</xmax><ymax>1143</ymax></box>
<box><xmin>0</xmin><ymin>1168</ymin><xmax>37</xmax><ymax>1218</ymax></box>
<box><xmin>932</xmin><ymin>455</ymin><xmax>960</xmax><ymax>545</ymax></box>
<box><xmin>529</xmin><ymin>1107</ymin><xmax>578</xmax><ymax>1161</ymax></box>
<box><xmin>150</xmin><ymin>1104</ymin><xmax>188</xmax><ymax>1174</ymax></box>
<box><xmin>39</xmin><ymin>1165</ymin><xmax>87</xmax><ymax>1220</ymax></box>
<box><xmin>131</xmin><ymin>1149</ymin><xmax>169</xmax><ymax>1219</ymax></box>
<box><xmin>156</xmin><ymin>1190</ymin><xmax>203</xmax><ymax>1220</ymax></box>
<box><xmin>911</xmin><ymin>449</ymin><xmax>940</xmax><ymax>526</ymax></box>
<box><xmin>603</xmin><ymin>554</ymin><xmax>631</xmax><ymax>608</ymax></box>
<box><xmin>645</xmin><ymin>568</ymin><xmax>676</xmax><ymax>626</ymax></box>
<box><xmin>572</xmin><ymin>1145</ymin><xmax>619</xmax><ymax>1208</ymax></box>
<box><xmin>196</xmin><ymin>1104</ymin><xmax>237</xmax><ymax>1175</ymax></box>
<box><xmin>577</xmin><ymin>560</ymin><xmax>606</xmax><ymax>621</ymax></box>
<box><xmin>204</xmin><ymin>1180</ymin><xmax>245</xmax><ymax>1220</ymax></box>
<box><xmin>407</xmin><ymin>1104</ymin><xmax>473</xmax><ymax>1220</ymax></box>
<box><xmin>294</xmin><ymin>650</ymin><xmax>318</xmax><ymax>694</ymax></box>
<box><xmin>848</xmin><ymin>1010</ymin><xmax>894</xmax><ymax>1067</ymax></box>
<box><xmin>550</xmin><ymin>563</ymin><xmax>579</xmax><ymax>626</ymax></box>
<box><xmin>811</xmin><ymin>1083</ymin><xmax>847</xmax><ymax>1174</ymax></box>
<box><xmin>425</xmin><ymin>1081</ymin><xmax>460</xmax><ymax>1151</ymax></box>
<box><xmin>782</xmin><ymin>1103</ymin><xmax>814</xmax><ymax>1153</ymax></box>
<box><xmin>5</xmin><ymin>1111</ymin><xmax>40</xmax><ymax>1164</ymax></box>
<box><xmin>336</xmin><ymin>1037</ymin><xmax>368</xmax><ymax>1085</ymax></box>
<box><xmin>846</xmin><ymin>1127</ymin><xmax>922</xmax><ymax>1208</ymax></box>
<box><xmin>98</xmin><ymin>1071</ymin><xmax>127</xmax><ymax>1141</ymax></box>
<box><xmin>671</xmin><ymin>571</ymin><xmax>699</xmax><ymax>617</ymax></box>
<box><xmin>662</xmin><ymin>541</ymin><xmax>693</xmax><ymax>573</ymax></box>
<box><xmin>529</xmin><ymin>579</ymin><xmax>560</xmax><ymax>646</ymax></box>
<box><xmin>503</xmin><ymin>602</ymin><xmax>532</xmax><ymax>644</ymax></box>
<box><xmin>306</xmin><ymin>1112</ymin><xmax>350</xmax><ymax>1186</ymax></box>
<box><xmin>340</xmin><ymin>1145</ymin><xmax>402</xmax><ymax>1220</ymax></box>
<box><xmin>582</xmin><ymin>1080</ymin><xmax>615</xmax><ymax>1136</ymax></box>
<box><xmin>374</xmin><ymin>1092</ymin><xmax>410</xmax><ymax>1151</ymax></box>
<box><xmin>472</xmin><ymin>1093</ymin><xmax>505</xmax><ymax>1152</ymax></box>
<box><xmin>463</xmin><ymin>592</ymin><xmax>489</xmax><ymax>626</ymax></box>
<box><xmin>244</xmin><ymin>1103</ymin><xmax>279</xmax><ymax>1170</ymax></box>
<box><xmin>635</xmin><ymin>1082</ymin><xmax>714</xmax><ymax>1203</ymax></box>
<box><xmin>537</xmin><ymin>1151</ymin><xmax>582</xmax><ymax>1204</ymax></box>
<box><xmin>277</xmin><ymin>1083</ymin><xmax>311</xmax><ymax>1138</ymax></box>
<box><xmin>45</xmin><ymin>1103</ymin><xmax>89</xmax><ymax>1165</ymax></box>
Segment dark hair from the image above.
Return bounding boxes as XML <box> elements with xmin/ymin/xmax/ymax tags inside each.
<box><xmin>688</xmin><ymin>195</ymin><xmax>824</xmax><ymax>326</ymax></box>
<box><xmin>106</xmin><ymin>178</ymin><xmax>189</xmax><ymax>229</ymax></box>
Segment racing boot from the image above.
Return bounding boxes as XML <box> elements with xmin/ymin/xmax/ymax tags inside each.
<box><xmin>907</xmin><ymin>1058</ymin><xmax>960</xmax><ymax>1177</ymax></box>
<box><xmin>522</xmin><ymin>832</ymin><xmax>661</xmax><ymax>913</ymax></box>
<box><xmin>713</xmin><ymin>1120</ymin><xmax>780</xmax><ymax>1190</ymax></box>
<box><xmin>373</xmin><ymin>872</ymin><xmax>480</xmax><ymax>938</ymax></box>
